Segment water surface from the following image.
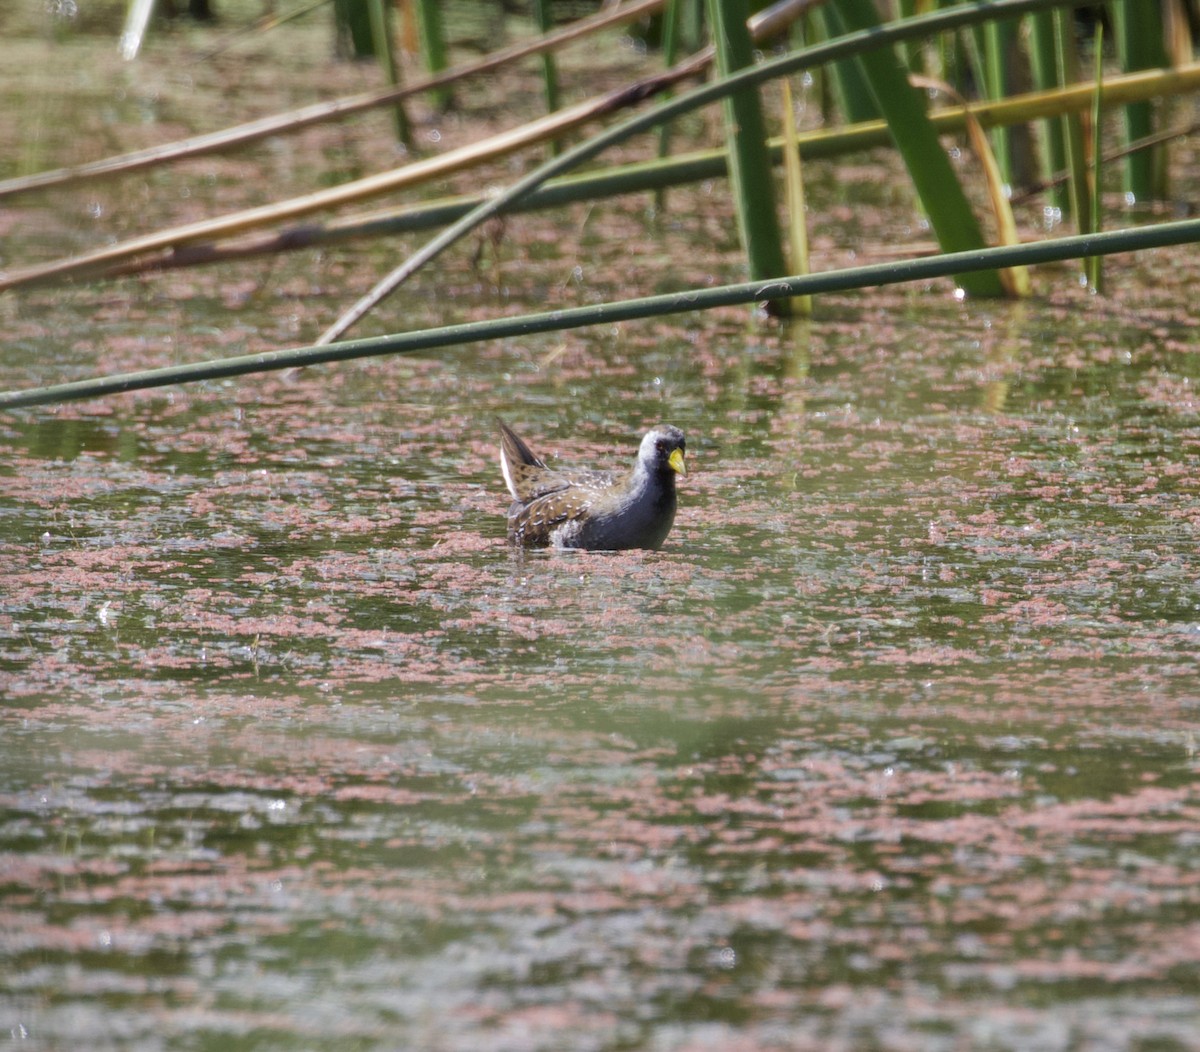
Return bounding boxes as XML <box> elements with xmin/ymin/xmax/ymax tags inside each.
<box><xmin>3</xmin><ymin>13</ymin><xmax>1200</xmax><ymax>1051</ymax></box>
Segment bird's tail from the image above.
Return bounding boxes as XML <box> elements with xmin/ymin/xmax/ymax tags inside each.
<box><xmin>497</xmin><ymin>418</ymin><xmax>546</xmax><ymax>500</ymax></box>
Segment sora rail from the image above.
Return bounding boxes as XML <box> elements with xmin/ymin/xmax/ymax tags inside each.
<box><xmin>498</xmin><ymin>419</ymin><xmax>686</xmax><ymax>551</ymax></box>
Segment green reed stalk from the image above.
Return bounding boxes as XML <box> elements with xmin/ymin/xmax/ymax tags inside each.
<box><xmin>100</xmin><ymin>74</ymin><xmax>1200</xmax><ymax>282</ymax></box>
<box><xmin>810</xmin><ymin>4</ymin><xmax>878</xmax><ymax>123</ymax></box>
<box><xmin>780</xmin><ymin>78</ymin><xmax>813</xmax><ymax>317</ymax></box>
<box><xmin>1055</xmin><ymin>8</ymin><xmax>1092</xmax><ymax>245</ymax></box>
<box><xmin>654</xmin><ymin>0</ymin><xmax>683</xmax><ymax>210</ymax></box>
<box><xmin>1028</xmin><ymin>10</ymin><xmax>1070</xmax><ymax>216</ymax></box>
<box><xmin>6</xmin><ymin>218</ymin><xmax>1200</xmax><ymax>411</ymax></box>
<box><xmin>4</xmin><ymin>0</ymin><xmax>1112</xmax><ymax>304</ymax></box>
<box><xmin>1111</xmin><ymin>0</ymin><xmax>1168</xmax><ymax>201</ymax></box>
<box><xmin>368</xmin><ymin>0</ymin><xmax>411</xmax><ymax>147</ymax></box>
<box><xmin>895</xmin><ymin>0</ymin><xmax>921</xmax><ymax>73</ymax></box>
<box><xmin>980</xmin><ymin>18</ymin><xmax>1017</xmax><ymax>185</ymax></box>
<box><xmin>23</xmin><ymin>57</ymin><xmax>1200</xmax><ymax>292</ymax></box>
<box><xmin>333</xmin><ymin>0</ymin><xmax>374</xmax><ymax>57</ymax></box>
<box><xmin>533</xmin><ymin>0</ymin><xmax>561</xmax><ymax>142</ymax></box>
<box><xmin>1087</xmin><ymin>22</ymin><xmax>1104</xmax><ymax>292</ymax></box>
<box><xmin>705</xmin><ymin>0</ymin><xmax>790</xmax><ymax>295</ymax></box>
<box><xmin>414</xmin><ymin>0</ymin><xmax>451</xmax><ymax>109</ymax></box>
<box><xmin>824</xmin><ymin>0</ymin><xmax>1005</xmax><ymax>297</ymax></box>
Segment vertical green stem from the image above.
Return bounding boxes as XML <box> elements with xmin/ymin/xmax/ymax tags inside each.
<box><xmin>414</xmin><ymin>0</ymin><xmax>450</xmax><ymax>110</ymax></box>
<box><xmin>965</xmin><ymin>16</ymin><xmax>1019</xmax><ymax>186</ymax></box>
<box><xmin>982</xmin><ymin>18</ymin><xmax>1016</xmax><ymax>185</ymax></box>
<box><xmin>654</xmin><ymin>0</ymin><xmax>683</xmax><ymax>210</ymax></box>
<box><xmin>705</xmin><ymin>0</ymin><xmax>789</xmax><ymax>300</ymax></box>
<box><xmin>781</xmin><ymin>78</ymin><xmax>812</xmax><ymax>316</ymax></box>
<box><xmin>333</xmin><ymin>0</ymin><xmax>374</xmax><ymax>58</ymax></box>
<box><xmin>826</xmin><ymin>0</ymin><xmax>1005</xmax><ymax>296</ymax></box>
<box><xmin>1054</xmin><ymin>9</ymin><xmax>1092</xmax><ymax>241</ymax></box>
<box><xmin>896</xmin><ymin>0</ymin><xmax>921</xmax><ymax>72</ymax></box>
<box><xmin>1112</xmin><ymin>0</ymin><xmax>1168</xmax><ymax>201</ymax></box>
<box><xmin>679</xmin><ymin>0</ymin><xmax>704</xmax><ymax>53</ymax></box>
<box><xmin>810</xmin><ymin>4</ymin><xmax>879</xmax><ymax>123</ymax></box>
<box><xmin>532</xmin><ymin>0</ymin><xmax>559</xmax><ymax>111</ymax></box>
<box><xmin>367</xmin><ymin>0</ymin><xmax>411</xmax><ymax>147</ymax></box>
<box><xmin>1087</xmin><ymin>22</ymin><xmax>1104</xmax><ymax>291</ymax></box>
<box><xmin>532</xmin><ymin>0</ymin><xmax>560</xmax><ymax>157</ymax></box>
<box><xmin>1028</xmin><ymin>10</ymin><xmax>1069</xmax><ymax>216</ymax></box>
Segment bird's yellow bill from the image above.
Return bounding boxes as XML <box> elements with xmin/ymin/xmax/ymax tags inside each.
<box><xmin>668</xmin><ymin>448</ymin><xmax>686</xmax><ymax>476</ymax></box>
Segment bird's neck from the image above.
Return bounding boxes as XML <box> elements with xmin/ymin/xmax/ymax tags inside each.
<box><xmin>627</xmin><ymin>461</ymin><xmax>675</xmax><ymax>502</ymax></box>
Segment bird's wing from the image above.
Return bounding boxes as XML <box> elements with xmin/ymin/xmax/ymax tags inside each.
<box><xmin>508</xmin><ymin>472</ymin><xmax>614</xmax><ymax>543</ymax></box>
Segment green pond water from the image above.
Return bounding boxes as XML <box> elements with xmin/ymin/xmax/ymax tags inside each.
<box><xmin>3</xmin><ymin>12</ymin><xmax>1200</xmax><ymax>1051</ymax></box>
<box><xmin>4</xmin><ymin>289</ymin><xmax>1200</xmax><ymax>1051</ymax></box>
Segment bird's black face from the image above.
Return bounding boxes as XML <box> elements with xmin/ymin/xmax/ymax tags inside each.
<box><xmin>643</xmin><ymin>425</ymin><xmax>686</xmax><ymax>476</ymax></box>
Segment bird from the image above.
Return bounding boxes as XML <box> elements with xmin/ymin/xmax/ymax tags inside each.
<box><xmin>497</xmin><ymin>418</ymin><xmax>686</xmax><ymax>550</ymax></box>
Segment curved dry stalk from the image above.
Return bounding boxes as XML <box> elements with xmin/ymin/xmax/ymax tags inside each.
<box><xmin>317</xmin><ymin>0</ymin><xmax>822</xmax><ymax>343</ymax></box>
<box><xmin>0</xmin><ymin>60</ymin><xmax>706</xmax><ymax>294</ymax></box>
<box><xmin>20</xmin><ymin>60</ymin><xmax>1200</xmax><ymax>291</ymax></box>
<box><xmin>0</xmin><ymin>0</ymin><xmax>667</xmax><ymax>202</ymax></box>
<box><xmin>1011</xmin><ymin>119</ymin><xmax>1200</xmax><ymax>204</ymax></box>
<box><xmin>196</xmin><ymin>0</ymin><xmax>333</xmax><ymax>63</ymax></box>
<box><xmin>319</xmin><ymin>0</ymin><xmax>1184</xmax><ymax>338</ymax></box>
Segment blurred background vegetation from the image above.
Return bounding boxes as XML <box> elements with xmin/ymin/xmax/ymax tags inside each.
<box><xmin>2</xmin><ymin>0</ymin><xmax>1198</xmax><ymax>394</ymax></box>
